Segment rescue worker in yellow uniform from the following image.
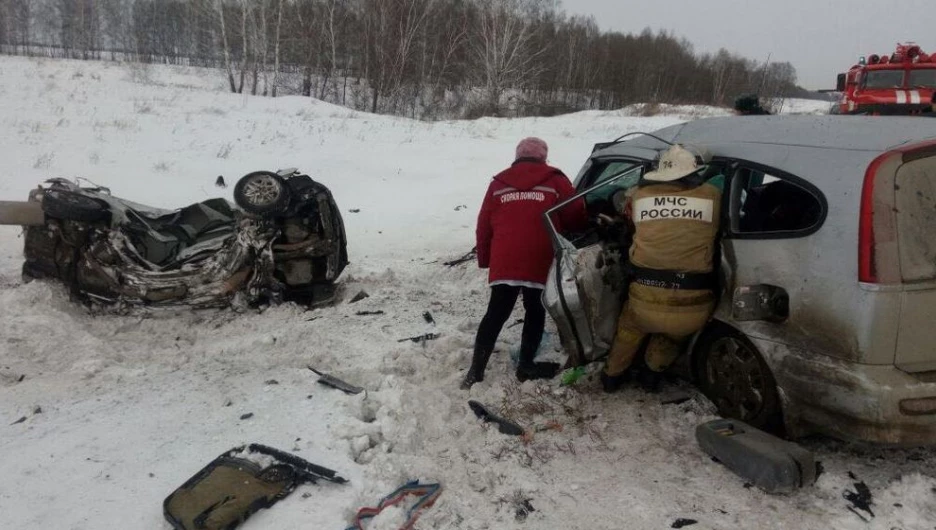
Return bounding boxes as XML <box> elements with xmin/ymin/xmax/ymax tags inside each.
<box><xmin>602</xmin><ymin>144</ymin><xmax>724</xmax><ymax>393</ymax></box>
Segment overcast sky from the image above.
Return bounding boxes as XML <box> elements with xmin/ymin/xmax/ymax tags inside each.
<box><xmin>563</xmin><ymin>0</ymin><xmax>933</xmax><ymax>90</ymax></box>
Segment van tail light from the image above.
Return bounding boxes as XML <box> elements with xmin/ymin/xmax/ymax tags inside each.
<box><xmin>859</xmin><ymin>154</ymin><xmax>883</xmax><ymax>283</ymax></box>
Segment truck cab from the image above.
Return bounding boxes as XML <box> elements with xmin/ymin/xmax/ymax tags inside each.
<box><xmin>836</xmin><ymin>43</ymin><xmax>936</xmax><ymax>115</ymax></box>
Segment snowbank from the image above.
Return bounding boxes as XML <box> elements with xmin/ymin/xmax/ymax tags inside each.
<box><xmin>0</xmin><ymin>56</ymin><xmax>932</xmax><ymax>530</ymax></box>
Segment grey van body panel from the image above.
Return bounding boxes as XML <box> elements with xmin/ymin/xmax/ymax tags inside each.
<box><xmin>752</xmin><ymin>335</ymin><xmax>936</xmax><ymax>445</ymax></box>
<box><xmin>598</xmin><ymin>118</ymin><xmax>908</xmax><ymax>364</ymax></box>
<box><xmin>713</xmin><ymin>146</ymin><xmax>902</xmax><ymax>364</ymax></box>
<box><xmin>549</xmin><ymin>116</ymin><xmax>936</xmax><ymax>444</ymax></box>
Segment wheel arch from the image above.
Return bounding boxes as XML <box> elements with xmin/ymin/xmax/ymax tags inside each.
<box><xmin>689</xmin><ymin>318</ymin><xmax>794</xmax><ymax>436</ymax></box>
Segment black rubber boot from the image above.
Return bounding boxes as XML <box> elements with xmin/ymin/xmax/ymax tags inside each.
<box><xmin>515</xmin><ymin>338</ymin><xmax>559</xmax><ymax>382</ymax></box>
<box><xmin>460</xmin><ymin>371</ymin><xmax>481</xmax><ymax>390</ymax></box>
<box><xmin>516</xmin><ymin>361</ymin><xmax>561</xmax><ymax>382</ymax></box>
<box><xmin>462</xmin><ymin>347</ymin><xmax>493</xmax><ymax>390</ymax></box>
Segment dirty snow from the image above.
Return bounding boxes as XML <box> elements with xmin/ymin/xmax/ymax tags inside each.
<box><xmin>0</xmin><ymin>56</ymin><xmax>934</xmax><ymax>530</ymax></box>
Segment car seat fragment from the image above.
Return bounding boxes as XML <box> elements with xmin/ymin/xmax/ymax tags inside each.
<box><xmin>468</xmin><ymin>400</ymin><xmax>525</xmax><ymax>436</ymax></box>
<box><xmin>164</xmin><ymin>444</ymin><xmax>346</xmax><ymax>530</ymax></box>
<box><xmin>307</xmin><ymin>366</ymin><xmax>365</xmax><ymax>395</ymax></box>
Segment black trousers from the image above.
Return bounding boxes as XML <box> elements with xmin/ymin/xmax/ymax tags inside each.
<box><xmin>469</xmin><ymin>284</ymin><xmax>546</xmax><ymax>378</ymax></box>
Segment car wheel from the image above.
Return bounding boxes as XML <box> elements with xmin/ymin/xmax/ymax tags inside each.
<box><xmin>41</xmin><ymin>189</ymin><xmax>111</xmax><ymax>223</ymax></box>
<box><xmin>234</xmin><ymin>171</ymin><xmax>290</xmax><ymax>216</ymax></box>
<box><xmin>693</xmin><ymin>324</ymin><xmax>784</xmax><ymax>434</ymax></box>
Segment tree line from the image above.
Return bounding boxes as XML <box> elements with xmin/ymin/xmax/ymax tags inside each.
<box><xmin>0</xmin><ymin>0</ymin><xmax>804</xmax><ymax>119</ymax></box>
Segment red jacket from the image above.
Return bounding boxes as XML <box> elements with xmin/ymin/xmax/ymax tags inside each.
<box><xmin>476</xmin><ymin>159</ymin><xmax>586</xmax><ymax>286</ymax></box>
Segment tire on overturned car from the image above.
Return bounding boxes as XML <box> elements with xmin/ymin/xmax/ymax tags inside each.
<box><xmin>234</xmin><ymin>171</ymin><xmax>291</xmax><ymax>216</ymax></box>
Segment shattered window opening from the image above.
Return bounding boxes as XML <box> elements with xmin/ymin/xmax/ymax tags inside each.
<box><xmin>731</xmin><ymin>167</ymin><xmax>823</xmax><ymax>235</ymax></box>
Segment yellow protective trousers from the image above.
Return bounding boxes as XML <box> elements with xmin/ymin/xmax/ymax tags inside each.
<box><xmin>604</xmin><ymin>283</ymin><xmax>715</xmax><ymax>375</ymax></box>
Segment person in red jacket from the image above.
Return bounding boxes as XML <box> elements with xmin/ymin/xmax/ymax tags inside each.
<box><xmin>462</xmin><ymin>137</ymin><xmax>586</xmax><ymax>390</ymax></box>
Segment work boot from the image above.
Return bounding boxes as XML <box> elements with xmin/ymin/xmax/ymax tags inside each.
<box><xmin>516</xmin><ymin>334</ymin><xmax>559</xmax><ymax>382</ymax></box>
<box><xmin>636</xmin><ymin>368</ymin><xmax>664</xmax><ymax>394</ymax></box>
<box><xmin>516</xmin><ymin>362</ymin><xmax>561</xmax><ymax>382</ymax></box>
<box><xmin>600</xmin><ymin>370</ymin><xmax>631</xmax><ymax>393</ymax></box>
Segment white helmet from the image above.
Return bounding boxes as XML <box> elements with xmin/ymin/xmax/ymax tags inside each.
<box><xmin>643</xmin><ymin>145</ymin><xmax>702</xmax><ymax>182</ymax></box>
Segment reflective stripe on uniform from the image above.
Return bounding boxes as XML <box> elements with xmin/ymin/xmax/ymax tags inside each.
<box><xmin>493</xmin><ymin>187</ymin><xmax>518</xmax><ymax>196</ymax></box>
<box><xmin>633</xmin><ymin>196</ymin><xmax>715</xmax><ymax>223</ymax></box>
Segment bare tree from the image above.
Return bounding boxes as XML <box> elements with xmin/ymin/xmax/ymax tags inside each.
<box><xmin>471</xmin><ymin>0</ymin><xmax>546</xmax><ymax>114</ymax></box>
<box><xmin>214</xmin><ymin>0</ymin><xmax>238</xmax><ymax>91</ymax></box>
<box><xmin>271</xmin><ymin>0</ymin><xmax>283</xmax><ymax>96</ymax></box>
<box><xmin>0</xmin><ymin>0</ymin><xmax>804</xmax><ymax>118</ymax></box>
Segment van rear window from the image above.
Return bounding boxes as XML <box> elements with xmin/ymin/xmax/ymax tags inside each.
<box><xmin>895</xmin><ymin>157</ymin><xmax>936</xmax><ymax>282</ymax></box>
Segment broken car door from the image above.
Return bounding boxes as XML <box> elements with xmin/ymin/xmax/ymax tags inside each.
<box><xmin>543</xmin><ymin>159</ymin><xmax>647</xmax><ymax>365</ymax></box>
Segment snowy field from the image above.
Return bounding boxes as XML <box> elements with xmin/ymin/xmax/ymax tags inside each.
<box><xmin>0</xmin><ymin>56</ymin><xmax>933</xmax><ymax>530</ymax></box>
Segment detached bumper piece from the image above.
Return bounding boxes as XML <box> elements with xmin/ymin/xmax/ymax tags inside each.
<box><xmin>696</xmin><ymin>419</ymin><xmax>817</xmax><ymax>494</ymax></box>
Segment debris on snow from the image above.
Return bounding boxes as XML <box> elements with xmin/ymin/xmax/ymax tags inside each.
<box><xmin>844</xmin><ymin>472</ymin><xmax>875</xmax><ymax>521</ymax></box>
<box><xmin>443</xmin><ymin>248</ymin><xmax>477</xmax><ymax>267</ymax></box>
<box><xmin>308</xmin><ymin>366</ymin><xmax>365</xmax><ymax>395</ymax></box>
<box><xmin>397</xmin><ymin>332</ymin><xmax>439</xmax><ymax>344</ymax></box>
<box><xmin>468</xmin><ymin>400</ymin><xmax>525</xmax><ymax>436</ymax></box>
<box><xmin>349</xmin><ymin>290</ymin><xmax>370</xmax><ymax>303</ymax></box>
<box><xmin>671</xmin><ymin>518</ymin><xmax>698</xmax><ymax>528</ymax></box>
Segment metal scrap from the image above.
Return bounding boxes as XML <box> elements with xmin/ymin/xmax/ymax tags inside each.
<box><xmin>397</xmin><ymin>333</ymin><xmax>439</xmax><ymax>344</ymax></box>
<box><xmin>308</xmin><ymin>366</ymin><xmax>365</xmax><ymax>395</ymax></box>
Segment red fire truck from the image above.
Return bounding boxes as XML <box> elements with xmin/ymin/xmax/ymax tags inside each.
<box><xmin>835</xmin><ymin>43</ymin><xmax>936</xmax><ymax>115</ymax></box>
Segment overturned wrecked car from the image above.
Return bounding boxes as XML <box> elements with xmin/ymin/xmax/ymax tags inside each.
<box><xmin>1</xmin><ymin>169</ymin><xmax>347</xmax><ymax>309</ymax></box>
<box><xmin>544</xmin><ymin>116</ymin><xmax>936</xmax><ymax>446</ymax></box>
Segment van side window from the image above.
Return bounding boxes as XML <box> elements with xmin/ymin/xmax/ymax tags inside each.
<box><xmin>729</xmin><ymin>166</ymin><xmax>824</xmax><ymax>236</ymax></box>
<box><xmin>895</xmin><ymin>157</ymin><xmax>936</xmax><ymax>282</ymax></box>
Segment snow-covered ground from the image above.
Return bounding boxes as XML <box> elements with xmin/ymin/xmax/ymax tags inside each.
<box><xmin>774</xmin><ymin>98</ymin><xmax>835</xmax><ymax>115</ymax></box>
<box><xmin>0</xmin><ymin>56</ymin><xmax>934</xmax><ymax>530</ymax></box>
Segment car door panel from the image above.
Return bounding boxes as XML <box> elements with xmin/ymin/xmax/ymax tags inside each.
<box><xmin>544</xmin><ymin>161</ymin><xmax>647</xmax><ymax>365</ymax></box>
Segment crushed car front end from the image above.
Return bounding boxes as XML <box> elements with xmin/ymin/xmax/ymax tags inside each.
<box><xmin>16</xmin><ymin>170</ymin><xmax>348</xmax><ymax>310</ymax></box>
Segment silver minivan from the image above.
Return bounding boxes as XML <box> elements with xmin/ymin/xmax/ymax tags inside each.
<box><xmin>544</xmin><ymin>115</ymin><xmax>936</xmax><ymax>446</ymax></box>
